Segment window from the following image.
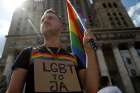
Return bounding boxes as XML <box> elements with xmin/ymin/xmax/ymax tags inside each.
<box><xmin>119</xmin><ymin>12</ymin><xmax>122</xmax><ymax>16</ymax></box>
<box><xmin>103</xmin><ymin>3</ymin><xmax>107</xmax><ymax>8</ymax></box>
<box><xmin>108</xmin><ymin>3</ymin><xmax>112</xmax><ymax>8</ymax></box>
<box><xmin>120</xmin><ymin>17</ymin><xmax>128</xmax><ymax>26</ymax></box>
<box><xmin>107</xmin><ymin>13</ymin><xmax>111</xmax><ymax>16</ymax></box>
<box><xmin>113</xmin><ymin>2</ymin><xmax>118</xmax><ymax>8</ymax></box>
<box><xmin>123</xmin><ymin>21</ymin><xmax>128</xmax><ymax>26</ymax></box>
<box><xmin>115</xmin><ymin>18</ymin><xmax>121</xmax><ymax>26</ymax></box>
<box><xmin>107</xmin><ymin>12</ymin><xmax>124</xmax><ymax>27</ymax></box>
<box><xmin>121</xmin><ymin>17</ymin><xmax>125</xmax><ymax>20</ymax></box>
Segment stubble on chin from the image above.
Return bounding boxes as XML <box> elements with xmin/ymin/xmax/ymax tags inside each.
<box><xmin>43</xmin><ymin>28</ymin><xmax>59</xmax><ymax>38</ymax></box>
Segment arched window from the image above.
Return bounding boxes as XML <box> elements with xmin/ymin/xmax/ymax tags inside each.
<box><xmin>103</xmin><ymin>3</ymin><xmax>107</xmax><ymax>8</ymax></box>
<box><xmin>108</xmin><ymin>3</ymin><xmax>112</xmax><ymax>8</ymax></box>
<box><xmin>113</xmin><ymin>2</ymin><xmax>118</xmax><ymax>8</ymax></box>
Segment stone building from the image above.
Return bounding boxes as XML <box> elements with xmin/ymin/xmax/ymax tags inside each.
<box><xmin>0</xmin><ymin>0</ymin><xmax>140</xmax><ymax>93</ymax></box>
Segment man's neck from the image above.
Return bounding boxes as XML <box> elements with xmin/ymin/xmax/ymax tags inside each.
<box><xmin>44</xmin><ymin>37</ymin><xmax>62</xmax><ymax>48</ymax></box>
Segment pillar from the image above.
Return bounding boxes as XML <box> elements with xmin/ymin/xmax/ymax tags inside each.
<box><xmin>96</xmin><ymin>46</ymin><xmax>110</xmax><ymax>77</ymax></box>
<box><xmin>112</xmin><ymin>45</ymin><xmax>135</xmax><ymax>93</ymax></box>
<box><xmin>128</xmin><ymin>44</ymin><xmax>140</xmax><ymax>75</ymax></box>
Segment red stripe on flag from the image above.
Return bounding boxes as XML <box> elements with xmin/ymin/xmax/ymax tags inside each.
<box><xmin>66</xmin><ymin>0</ymin><xmax>83</xmax><ymax>41</ymax></box>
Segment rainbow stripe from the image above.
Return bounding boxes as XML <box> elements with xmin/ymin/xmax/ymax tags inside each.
<box><xmin>32</xmin><ymin>52</ymin><xmax>77</xmax><ymax>65</ymax></box>
<box><xmin>66</xmin><ymin>0</ymin><xmax>86</xmax><ymax>67</ymax></box>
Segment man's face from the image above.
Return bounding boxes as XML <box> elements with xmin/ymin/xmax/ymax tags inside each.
<box><xmin>40</xmin><ymin>12</ymin><xmax>63</xmax><ymax>36</ymax></box>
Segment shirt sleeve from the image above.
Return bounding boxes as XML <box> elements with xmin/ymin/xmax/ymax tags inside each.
<box><xmin>12</xmin><ymin>47</ymin><xmax>32</xmax><ymax>70</ymax></box>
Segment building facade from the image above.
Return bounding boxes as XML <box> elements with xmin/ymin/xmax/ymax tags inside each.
<box><xmin>0</xmin><ymin>0</ymin><xmax>140</xmax><ymax>93</ymax></box>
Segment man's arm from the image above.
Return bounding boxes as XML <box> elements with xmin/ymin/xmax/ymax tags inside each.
<box><xmin>6</xmin><ymin>68</ymin><xmax>27</xmax><ymax>93</ymax></box>
<box><xmin>79</xmin><ymin>32</ymin><xmax>99</xmax><ymax>93</ymax></box>
<box><xmin>85</xmin><ymin>45</ymin><xmax>99</xmax><ymax>93</ymax></box>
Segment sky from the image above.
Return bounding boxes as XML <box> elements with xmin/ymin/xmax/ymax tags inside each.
<box><xmin>0</xmin><ymin>0</ymin><xmax>26</xmax><ymax>58</ymax></box>
<box><xmin>0</xmin><ymin>0</ymin><xmax>140</xmax><ymax>58</ymax></box>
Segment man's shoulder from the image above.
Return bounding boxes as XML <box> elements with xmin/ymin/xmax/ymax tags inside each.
<box><xmin>16</xmin><ymin>47</ymin><xmax>32</xmax><ymax>57</ymax></box>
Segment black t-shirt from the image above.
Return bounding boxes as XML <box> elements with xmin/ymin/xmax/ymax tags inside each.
<box><xmin>12</xmin><ymin>46</ymin><xmax>85</xmax><ymax>93</ymax></box>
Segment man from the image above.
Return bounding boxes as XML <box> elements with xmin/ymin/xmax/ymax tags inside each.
<box><xmin>6</xmin><ymin>9</ymin><xmax>99</xmax><ymax>93</ymax></box>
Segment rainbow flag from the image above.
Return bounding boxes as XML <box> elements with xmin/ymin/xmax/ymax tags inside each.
<box><xmin>66</xmin><ymin>0</ymin><xmax>86</xmax><ymax>68</ymax></box>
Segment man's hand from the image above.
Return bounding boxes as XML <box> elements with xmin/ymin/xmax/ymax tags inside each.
<box><xmin>83</xmin><ymin>31</ymin><xmax>96</xmax><ymax>51</ymax></box>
